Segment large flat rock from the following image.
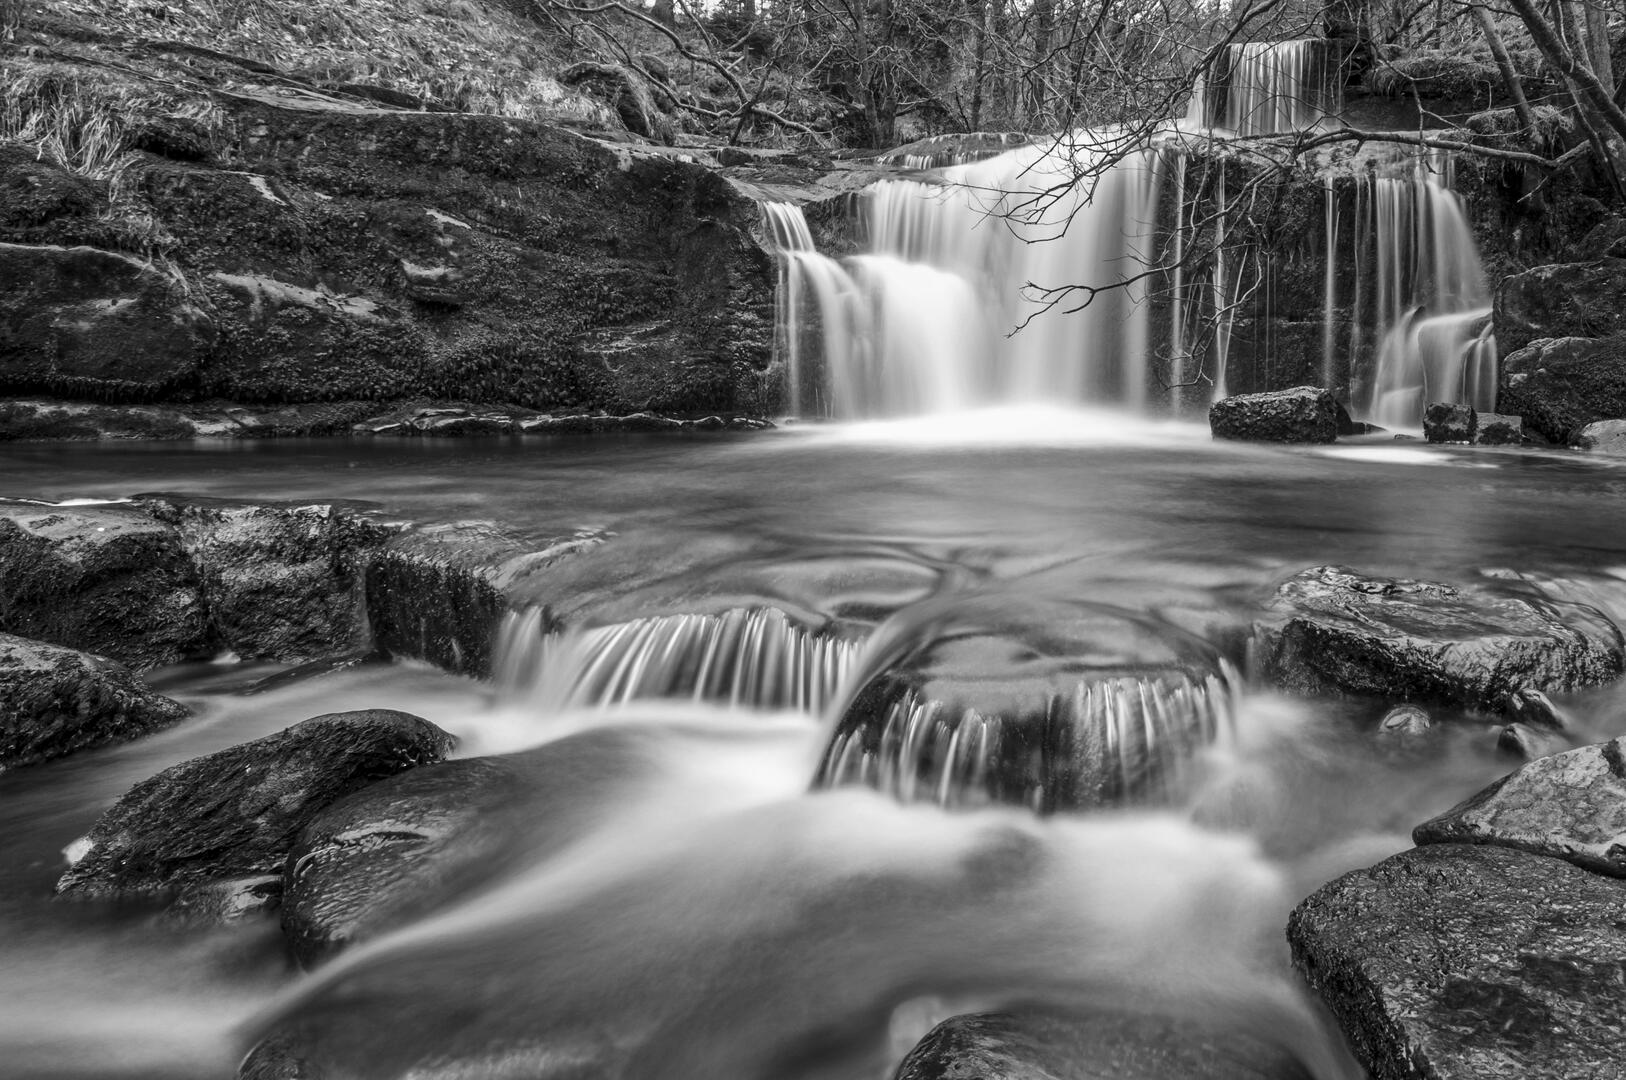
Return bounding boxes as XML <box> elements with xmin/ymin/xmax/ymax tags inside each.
<box><xmin>1414</xmin><ymin>735</ymin><xmax>1626</xmax><ymax>877</ymax></box>
<box><xmin>1251</xmin><ymin>566</ymin><xmax>1624</xmax><ymax>712</ymax></box>
<box><xmin>1288</xmin><ymin>844</ymin><xmax>1626</xmax><ymax>1080</ymax></box>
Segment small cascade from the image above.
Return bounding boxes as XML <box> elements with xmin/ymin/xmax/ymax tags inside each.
<box><xmin>494</xmin><ymin>606</ymin><xmax>860</xmax><ymax>714</ymax></box>
<box><xmin>818</xmin><ymin>665</ymin><xmax>1239</xmax><ymax>811</ymax></box>
<box><xmin>1186</xmin><ymin>39</ymin><xmax>1338</xmax><ymax>136</ymax></box>
<box><xmin>1338</xmin><ymin>155</ymin><xmax>1497</xmax><ymax>428</ymax></box>
<box><xmin>774</xmin><ymin>138</ymin><xmax>1167</xmax><ymax>418</ymax></box>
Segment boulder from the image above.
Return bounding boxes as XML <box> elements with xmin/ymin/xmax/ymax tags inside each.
<box><xmin>1422</xmin><ymin>401</ymin><xmax>1475</xmax><ymax>443</ymax></box>
<box><xmin>1414</xmin><ymin>735</ymin><xmax>1626</xmax><ymax>876</ymax></box>
<box><xmin>1208</xmin><ymin>387</ymin><xmax>1339</xmax><ymax>444</ymax></box>
<box><xmin>819</xmin><ymin>597</ymin><xmax>1236</xmax><ymax>810</ymax></box>
<box><xmin>1496</xmin><ymin>721</ymin><xmax>1562</xmax><ymax>761</ymax></box>
<box><xmin>1498</xmin><ymin>334</ymin><xmax>1626</xmax><ymax>444</ymax></box>
<box><xmin>1288</xmin><ymin>843</ymin><xmax>1626</xmax><ymax>1080</ymax></box>
<box><xmin>0</xmin><ymin>632</ymin><xmax>189</xmax><ymax>770</ymax></box>
<box><xmin>1576</xmin><ymin>417</ymin><xmax>1626</xmax><ymax>454</ymax></box>
<box><xmin>365</xmin><ymin>522</ymin><xmax>605</xmax><ymax>676</ymax></box>
<box><xmin>1376</xmin><ymin>704</ymin><xmax>1431</xmax><ymax>736</ymax></box>
<box><xmin>1471</xmin><ymin>411</ymin><xmax>1522</xmax><ymax>445</ymax></box>
<box><xmin>1495</xmin><ymin>258</ymin><xmax>1626</xmax><ymax>354</ymax></box>
<box><xmin>56</xmin><ymin>710</ymin><xmax>455</xmax><ymax>916</ymax></box>
<box><xmin>0</xmin><ymin>503</ymin><xmax>210</xmax><ymax>669</ymax></box>
<box><xmin>0</xmin><ymin>242</ymin><xmax>215</xmax><ymax>399</ymax></box>
<box><xmin>893</xmin><ymin>1011</ymin><xmax>1309</xmax><ymax>1080</ymax></box>
<box><xmin>1251</xmin><ymin>566</ymin><xmax>1624</xmax><ymax>712</ymax></box>
<box><xmin>134</xmin><ymin>495</ymin><xmax>405</xmax><ymax>662</ymax></box>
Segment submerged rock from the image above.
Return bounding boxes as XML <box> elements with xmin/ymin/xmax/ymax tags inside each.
<box><xmin>819</xmin><ymin>598</ymin><xmax>1236</xmax><ymax>811</ymax></box>
<box><xmin>893</xmin><ymin>1010</ymin><xmax>1309</xmax><ymax>1080</ymax></box>
<box><xmin>1251</xmin><ymin>566</ymin><xmax>1624</xmax><ymax>712</ymax></box>
<box><xmin>0</xmin><ymin>503</ymin><xmax>210</xmax><ymax>669</ymax></box>
<box><xmin>1376</xmin><ymin>704</ymin><xmax>1431</xmax><ymax>736</ymax></box>
<box><xmin>1288</xmin><ymin>844</ymin><xmax>1626</xmax><ymax>1080</ymax></box>
<box><xmin>0</xmin><ymin>633</ymin><xmax>189</xmax><ymax>770</ymax></box>
<box><xmin>365</xmin><ymin>522</ymin><xmax>605</xmax><ymax>676</ymax></box>
<box><xmin>1422</xmin><ymin>401</ymin><xmax>1475</xmax><ymax>443</ymax></box>
<box><xmin>1208</xmin><ymin>387</ymin><xmax>1338</xmax><ymax>444</ymax></box>
<box><xmin>56</xmin><ymin>710</ymin><xmax>454</xmax><ymax>915</ymax></box>
<box><xmin>1414</xmin><ymin>735</ymin><xmax>1626</xmax><ymax>876</ymax></box>
<box><xmin>1498</xmin><ymin>334</ymin><xmax>1626</xmax><ymax>444</ymax></box>
<box><xmin>135</xmin><ymin>495</ymin><xmax>404</xmax><ymax>663</ymax></box>
<box><xmin>1496</xmin><ymin>721</ymin><xmax>1562</xmax><ymax>760</ymax></box>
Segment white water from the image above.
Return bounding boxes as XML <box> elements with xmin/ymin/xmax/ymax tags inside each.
<box><xmin>1339</xmin><ymin>155</ymin><xmax>1497</xmax><ymax>428</ymax></box>
<box><xmin>1184</xmin><ymin>39</ymin><xmax>1337</xmax><ymax>136</ymax></box>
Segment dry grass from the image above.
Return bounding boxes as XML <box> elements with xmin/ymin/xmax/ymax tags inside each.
<box><xmin>54</xmin><ymin>0</ymin><xmax>587</xmax><ymax>119</ymax></box>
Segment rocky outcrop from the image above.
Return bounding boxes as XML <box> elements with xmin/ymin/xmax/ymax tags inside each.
<box><xmin>1414</xmin><ymin>735</ymin><xmax>1626</xmax><ymax>876</ymax></box>
<box><xmin>1251</xmin><ymin>566</ymin><xmax>1624</xmax><ymax>712</ymax></box>
<box><xmin>1495</xmin><ymin>258</ymin><xmax>1626</xmax><ymax>355</ymax></box>
<box><xmin>135</xmin><ymin>494</ymin><xmax>404</xmax><ymax>662</ymax></box>
<box><xmin>364</xmin><ymin>522</ymin><xmax>606</xmax><ymax>676</ymax></box>
<box><xmin>0</xmin><ymin>503</ymin><xmax>210</xmax><ymax>669</ymax></box>
<box><xmin>1208</xmin><ymin>387</ymin><xmax>1339</xmax><ymax>444</ymax></box>
<box><xmin>893</xmin><ymin>1011</ymin><xmax>1308</xmax><ymax>1080</ymax></box>
<box><xmin>1472</xmin><ymin>411</ymin><xmax>1522</xmax><ymax>445</ymax></box>
<box><xmin>0</xmin><ymin>633</ymin><xmax>189</xmax><ymax>770</ymax></box>
<box><xmin>0</xmin><ymin>242</ymin><xmax>215</xmax><ymax>399</ymax></box>
<box><xmin>56</xmin><ymin>710</ymin><xmax>454</xmax><ymax>917</ymax></box>
<box><xmin>1288</xmin><ymin>843</ymin><xmax>1626</xmax><ymax>1080</ymax></box>
<box><xmin>1498</xmin><ymin>334</ymin><xmax>1626</xmax><ymax>444</ymax></box>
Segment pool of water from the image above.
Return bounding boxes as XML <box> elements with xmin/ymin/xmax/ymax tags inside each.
<box><xmin>5</xmin><ymin>409</ymin><xmax>1626</xmax><ymax>1080</ymax></box>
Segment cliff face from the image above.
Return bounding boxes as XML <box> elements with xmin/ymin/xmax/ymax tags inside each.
<box><xmin>0</xmin><ymin>27</ymin><xmax>779</xmax><ymax>416</ymax></box>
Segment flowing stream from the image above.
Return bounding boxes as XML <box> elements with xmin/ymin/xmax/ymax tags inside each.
<box><xmin>6</xmin><ymin>422</ymin><xmax>1626</xmax><ymax>1078</ymax></box>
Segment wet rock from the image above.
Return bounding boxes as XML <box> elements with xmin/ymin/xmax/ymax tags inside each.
<box><xmin>1422</xmin><ymin>401</ymin><xmax>1475</xmax><ymax>443</ymax></box>
<box><xmin>1208</xmin><ymin>387</ymin><xmax>1338</xmax><ymax>444</ymax></box>
<box><xmin>1414</xmin><ymin>735</ymin><xmax>1626</xmax><ymax>877</ymax></box>
<box><xmin>1498</xmin><ymin>334</ymin><xmax>1626</xmax><ymax>444</ymax></box>
<box><xmin>1576</xmin><ymin>417</ymin><xmax>1626</xmax><ymax>454</ymax></box>
<box><xmin>0</xmin><ymin>632</ymin><xmax>189</xmax><ymax>770</ymax></box>
<box><xmin>1495</xmin><ymin>258</ymin><xmax>1626</xmax><ymax>354</ymax></box>
<box><xmin>1505</xmin><ymin>686</ymin><xmax>1568</xmax><ymax>730</ymax></box>
<box><xmin>893</xmin><ymin>1010</ymin><xmax>1308</xmax><ymax>1080</ymax></box>
<box><xmin>1377</xmin><ymin>704</ymin><xmax>1431</xmax><ymax>736</ymax></box>
<box><xmin>0</xmin><ymin>243</ymin><xmax>215</xmax><ymax>399</ymax></box>
<box><xmin>1251</xmin><ymin>566</ymin><xmax>1625</xmax><ymax>713</ymax></box>
<box><xmin>819</xmin><ymin>598</ymin><xmax>1236</xmax><ymax>811</ymax></box>
<box><xmin>56</xmin><ymin>710</ymin><xmax>455</xmax><ymax>914</ymax></box>
<box><xmin>399</xmin><ymin>260</ymin><xmax>469</xmax><ymax>307</ymax></box>
<box><xmin>365</xmin><ymin>523</ymin><xmax>605</xmax><ymax>676</ymax></box>
<box><xmin>135</xmin><ymin>495</ymin><xmax>405</xmax><ymax>663</ymax></box>
<box><xmin>0</xmin><ymin>503</ymin><xmax>210</xmax><ymax>669</ymax></box>
<box><xmin>1288</xmin><ymin>844</ymin><xmax>1626</xmax><ymax>1080</ymax></box>
<box><xmin>1471</xmin><ymin>412</ymin><xmax>1522</xmax><ymax>445</ymax></box>
<box><xmin>1496</xmin><ymin>721</ymin><xmax>1561</xmax><ymax>760</ymax></box>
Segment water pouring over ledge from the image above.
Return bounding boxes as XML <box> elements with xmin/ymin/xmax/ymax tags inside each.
<box><xmin>769</xmin><ymin>40</ymin><xmax>1497</xmax><ymax>428</ymax></box>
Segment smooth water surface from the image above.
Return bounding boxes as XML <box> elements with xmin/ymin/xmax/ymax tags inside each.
<box><xmin>5</xmin><ymin>412</ymin><xmax>1626</xmax><ymax>1080</ymax></box>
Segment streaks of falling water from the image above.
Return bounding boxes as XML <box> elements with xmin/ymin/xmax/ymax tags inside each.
<box><xmin>1184</xmin><ymin>39</ymin><xmax>1338</xmax><ymax>137</ymax></box>
<box><xmin>1350</xmin><ymin>155</ymin><xmax>1497</xmax><ymax>428</ymax></box>
<box><xmin>493</xmin><ymin>606</ymin><xmax>860</xmax><ymax>715</ymax></box>
<box><xmin>767</xmin><ymin>138</ymin><xmax>1166</xmax><ymax>419</ymax></box>
<box><xmin>818</xmin><ymin>664</ymin><xmax>1240</xmax><ymax>812</ymax></box>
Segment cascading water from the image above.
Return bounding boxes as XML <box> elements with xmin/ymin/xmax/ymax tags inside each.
<box><xmin>770</xmin><ymin>137</ymin><xmax>1165</xmax><ymax>418</ymax></box>
<box><xmin>1332</xmin><ymin>155</ymin><xmax>1498</xmax><ymax>428</ymax></box>
<box><xmin>1184</xmin><ymin>39</ymin><xmax>1338</xmax><ymax>136</ymax></box>
<box><xmin>492</xmin><ymin>605</ymin><xmax>859</xmax><ymax>715</ymax></box>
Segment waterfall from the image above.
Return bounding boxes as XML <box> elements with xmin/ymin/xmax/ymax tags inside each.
<box><xmin>1342</xmin><ymin>156</ymin><xmax>1497</xmax><ymax>428</ymax></box>
<box><xmin>1186</xmin><ymin>40</ymin><xmax>1337</xmax><ymax>137</ymax></box>
<box><xmin>817</xmin><ymin>665</ymin><xmax>1239</xmax><ymax>811</ymax></box>
<box><xmin>493</xmin><ymin>606</ymin><xmax>860</xmax><ymax>714</ymax></box>
<box><xmin>771</xmin><ymin>136</ymin><xmax>1166</xmax><ymax>419</ymax></box>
